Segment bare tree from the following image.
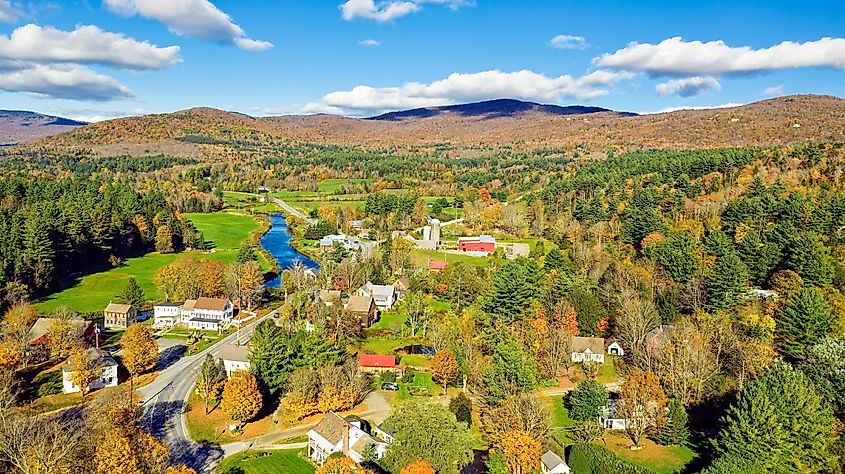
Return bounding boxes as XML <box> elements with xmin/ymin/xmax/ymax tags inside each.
<box><xmin>482</xmin><ymin>393</ymin><xmax>551</xmax><ymax>440</ymax></box>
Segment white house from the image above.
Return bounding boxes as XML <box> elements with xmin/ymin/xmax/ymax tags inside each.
<box><xmin>181</xmin><ymin>299</ymin><xmax>197</xmax><ymax>322</ymax></box>
<box><xmin>218</xmin><ymin>343</ymin><xmax>251</xmax><ymax>376</ymax></box>
<box><xmin>153</xmin><ymin>302</ymin><xmax>183</xmax><ymax>328</ymax></box>
<box><xmin>541</xmin><ymin>450</ymin><xmax>571</xmax><ymax>474</ymax></box>
<box><xmin>186</xmin><ymin>297</ymin><xmax>234</xmax><ymax>331</ymax></box>
<box><xmin>356</xmin><ymin>281</ymin><xmax>396</xmax><ymax>310</ymax></box>
<box><xmin>606</xmin><ymin>338</ymin><xmax>625</xmax><ymax>357</ymax></box>
<box><xmin>600</xmin><ymin>400</ymin><xmax>628</xmax><ymax>430</ymax></box>
<box><xmin>307</xmin><ymin>412</ymin><xmax>388</xmax><ymax>465</ymax></box>
<box><xmin>62</xmin><ymin>348</ymin><xmax>119</xmax><ymax>394</ymax></box>
<box><xmin>571</xmin><ymin>336</ymin><xmax>606</xmax><ymax>364</ymax></box>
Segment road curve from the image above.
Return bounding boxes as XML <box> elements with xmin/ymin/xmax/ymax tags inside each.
<box><xmin>140</xmin><ymin>311</ymin><xmax>276</xmax><ymax>473</ymax></box>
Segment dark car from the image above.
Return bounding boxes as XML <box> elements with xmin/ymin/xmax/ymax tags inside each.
<box><xmin>381</xmin><ymin>382</ymin><xmax>400</xmax><ymax>391</ymax></box>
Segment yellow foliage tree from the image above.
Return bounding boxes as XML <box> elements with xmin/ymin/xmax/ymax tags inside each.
<box><xmin>400</xmin><ymin>459</ymin><xmax>437</xmax><ymax>474</ymax></box>
<box><xmin>317</xmin><ymin>386</ymin><xmax>355</xmax><ymax>413</ymax></box>
<box><xmin>68</xmin><ymin>347</ymin><xmax>98</xmax><ymax>397</ymax></box>
<box><xmin>0</xmin><ymin>339</ymin><xmax>21</xmax><ymax>369</ymax></box>
<box><xmin>95</xmin><ymin>429</ymin><xmax>137</xmax><ymax>474</ymax></box>
<box><xmin>495</xmin><ymin>430</ymin><xmax>542</xmax><ymax>474</ymax></box>
<box><xmin>120</xmin><ymin>324</ymin><xmax>158</xmax><ymax>399</ymax></box>
<box><xmin>222</xmin><ymin>370</ymin><xmax>263</xmax><ymax>423</ymax></box>
<box><xmin>165</xmin><ymin>466</ymin><xmax>198</xmax><ymax>474</ymax></box>
<box><xmin>317</xmin><ymin>456</ymin><xmax>374</xmax><ymax>474</ymax></box>
<box><xmin>431</xmin><ymin>348</ymin><xmax>459</xmax><ymax>389</ymax></box>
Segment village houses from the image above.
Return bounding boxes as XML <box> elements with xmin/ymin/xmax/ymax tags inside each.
<box><xmin>103</xmin><ymin>303</ymin><xmax>136</xmax><ymax>329</ymax></box>
<box><xmin>61</xmin><ymin>347</ymin><xmax>119</xmax><ymax>394</ymax></box>
<box><xmin>307</xmin><ymin>412</ymin><xmax>389</xmax><ymax>465</ymax></box>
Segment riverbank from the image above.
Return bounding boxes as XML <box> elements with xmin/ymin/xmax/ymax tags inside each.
<box><xmin>273</xmin><ymin>208</ymin><xmax>323</xmax><ymax>264</ymax></box>
<box><xmin>260</xmin><ymin>213</ymin><xmax>320</xmax><ymax>288</ymax></box>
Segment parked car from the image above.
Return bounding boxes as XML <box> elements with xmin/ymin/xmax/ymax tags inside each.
<box><xmin>381</xmin><ymin>382</ymin><xmax>399</xmax><ymax>391</ymax></box>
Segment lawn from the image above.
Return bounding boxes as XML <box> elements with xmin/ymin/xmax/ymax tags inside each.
<box><xmin>185</xmin><ymin>212</ymin><xmax>261</xmax><ymax>250</ymax></box>
<box><xmin>369</xmin><ymin>310</ymin><xmax>407</xmax><ymax>331</ymax></box>
<box><xmin>396</xmin><ymin>372</ymin><xmax>442</xmax><ymax>401</ymax></box>
<box><xmin>546</xmin><ymin>396</ymin><xmax>576</xmax><ymax>428</ymax></box>
<box><xmin>596</xmin><ymin>357</ymin><xmax>620</xmax><ymax>385</ymax></box>
<box><xmin>185</xmin><ymin>392</ymin><xmax>273</xmax><ymax>445</ymax></box>
<box><xmin>161</xmin><ymin>327</ymin><xmax>232</xmax><ymax>355</ymax></box>
<box><xmin>216</xmin><ymin>449</ymin><xmax>315</xmax><ymax>474</ymax></box>
<box><xmin>284</xmin><ymin>199</ymin><xmax>365</xmax><ymax>212</ymax></box>
<box><xmin>605</xmin><ymin>434</ymin><xmax>699</xmax><ymax>474</ymax></box>
<box><xmin>317</xmin><ymin>178</ymin><xmax>371</xmax><ymax>193</ymax></box>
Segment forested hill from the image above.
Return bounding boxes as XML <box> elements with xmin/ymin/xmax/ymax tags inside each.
<box><xmin>31</xmin><ymin>94</ymin><xmax>845</xmax><ymax>157</ymax></box>
<box><xmin>0</xmin><ymin>110</ymin><xmax>86</xmax><ymax>145</ymax></box>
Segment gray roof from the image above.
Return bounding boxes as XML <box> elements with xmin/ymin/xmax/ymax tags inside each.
<box><xmin>347</xmin><ymin>295</ymin><xmax>374</xmax><ymax>313</ymax></box>
<box><xmin>28</xmin><ymin>318</ymin><xmax>92</xmax><ymax>342</ymax></box>
<box><xmin>188</xmin><ymin>317</ymin><xmax>223</xmax><ymax>324</ymax></box>
<box><xmin>571</xmin><ymin>336</ymin><xmax>605</xmax><ymax>354</ymax></box>
<box><xmin>219</xmin><ymin>344</ymin><xmax>251</xmax><ymax>362</ymax></box>
<box><xmin>311</xmin><ymin>412</ymin><xmax>348</xmax><ymax>445</ymax></box>
<box><xmin>155</xmin><ymin>301</ymin><xmax>183</xmax><ymax>307</ymax></box>
<box><xmin>541</xmin><ymin>451</ymin><xmax>566</xmax><ymax>470</ymax></box>
<box><xmin>362</xmin><ymin>282</ymin><xmax>395</xmax><ymax>299</ymax></box>
<box><xmin>62</xmin><ymin>347</ymin><xmax>117</xmax><ymax>372</ymax></box>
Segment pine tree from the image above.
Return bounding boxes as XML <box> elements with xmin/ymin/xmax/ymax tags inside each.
<box><xmin>706</xmin><ymin>252</ymin><xmax>749</xmax><ymax>311</ymax></box>
<box><xmin>22</xmin><ymin>218</ymin><xmax>55</xmax><ymax>291</ymax></box>
<box><xmin>483</xmin><ymin>259</ymin><xmax>538</xmax><ymax>324</ymax></box>
<box><xmin>776</xmin><ymin>288</ymin><xmax>834</xmax><ymax>360</ymax></box>
<box><xmin>567</xmin><ymin>379</ymin><xmax>609</xmax><ymax>421</ymax></box>
<box><xmin>121</xmin><ymin>277</ymin><xmax>145</xmax><ymax>308</ymax></box>
<box><xmin>236</xmin><ymin>243</ymin><xmax>257</xmax><ymax>263</ymax></box>
<box><xmin>787</xmin><ymin>232</ymin><xmax>835</xmax><ymax>287</ymax></box>
<box><xmin>449</xmin><ymin>392</ymin><xmax>473</xmax><ymax>426</ymax></box>
<box><xmin>544</xmin><ymin>248</ymin><xmax>565</xmax><ymax>272</ymax></box>
<box><xmin>655</xmin><ymin>398</ymin><xmax>689</xmax><ymax>446</ymax></box>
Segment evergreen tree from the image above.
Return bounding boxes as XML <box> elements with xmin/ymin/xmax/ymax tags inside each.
<box><xmin>121</xmin><ymin>277</ymin><xmax>145</xmax><ymax>308</ymax></box>
<box><xmin>787</xmin><ymin>232</ymin><xmax>835</xmax><ymax>287</ymax></box>
<box><xmin>483</xmin><ymin>339</ymin><xmax>537</xmax><ymax>402</ymax></box>
<box><xmin>483</xmin><ymin>259</ymin><xmax>539</xmax><ymax>324</ymax></box>
<box><xmin>449</xmin><ymin>392</ymin><xmax>473</xmax><ymax>426</ymax></box>
<box><xmin>21</xmin><ymin>218</ymin><xmax>55</xmax><ymax>291</ymax></box>
<box><xmin>236</xmin><ymin>243</ymin><xmax>257</xmax><ymax>263</ymax></box>
<box><xmin>706</xmin><ymin>252</ymin><xmax>749</xmax><ymax>311</ymax></box>
<box><xmin>776</xmin><ymin>288</ymin><xmax>834</xmax><ymax>360</ymax></box>
<box><xmin>711</xmin><ymin>363</ymin><xmax>836</xmax><ymax>473</ymax></box>
<box><xmin>654</xmin><ymin>398</ymin><xmax>688</xmax><ymax>446</ymax></box>
<box><xmin>567</xmin><ymin>379</ymin><xmax>609</xmax><ymax>422</ymax></box>
<box><xmin>544</xmin><ymin>248</ymin><xmax>565</xmax><ymax>272</ymax></box>
<box><xmin>645</xmin><ymin>232</ymin><xmax>701</xmax><ymax>284</ymax></box>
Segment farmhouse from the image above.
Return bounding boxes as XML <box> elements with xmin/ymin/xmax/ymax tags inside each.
<box><xmin>541</xmin><ymin>450</ymin><xmax>571</xmax><ymax>474</ymax></box>
<box><xmin>392</xmin><ymin>277</ymin><xmax>411</xmax><ymax>298</ymax></box>
<box><xmin>185</xmin><ymin>297</ymin><xmax>234</xmax><ymax>331</ymax></box>
<box><xmin>103</xmin><ymin>303</ymin><xmax>136</xmax><ymax>329</ymax></box>
<box><xmin>218</xmin><ymin>343</ymin><xmax>251</xmax><ymax>376</ymax></box>
<box><xmin>345</xmin><ymin>295</ymin><xmax>377</xmax><ymax>327</ymax></box>
<box><xmin>356</xmin><ymin>281</ymin><xmax>396</xmax><ymax>310</ymax></box>
<box><xmin>153</xmin><ymin>301</ymin><xmax>183</xmax><ymax>328</ymax></box>
<box><xmin>458</xmin><ymin>235</ymin><xmax>496</xmax><ymax>255</ymax></box>
<box><xmin>307</xmin><ymin>412</ymin><xmax>388</xmax><ymax>465</ymax></box>
<box><xmin>571</xmin><ymin>336</ymin><xmax>606</xmax><ymax>364</ymax></box>
<box><xmin>358</xmin><ymin>354</ymin><xmax>403</xmax><ymax>376</ymax></box>
<box><xmin>62</xmin><ymin>348</ymin><xmax>118</xmax><ymax>394</ymax></box>
<box><xmin>28</xmin><ymin>318</ymin><xmax>97</xmax><ymax>346</ymax></box>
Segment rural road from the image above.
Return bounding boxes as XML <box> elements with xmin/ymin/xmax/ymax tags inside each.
<box><xmin>140</xmin><ymin>310</ymin><xmax>276</xmax><ymax>473</ymax></box>
<box><xmin>223</xmin><ymin>190</ymin><xmax>316</xmax><ymax>225</ymax></box>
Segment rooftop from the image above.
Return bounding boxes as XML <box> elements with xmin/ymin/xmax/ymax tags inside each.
<box><xmin>219</xmin><ymin>343</ymin><xmax>251</xmax><ymax>362</ymax></box>
<box><xmin>155</xmin><ymin>301</ymin><xmax>184</xmax><ymax>307</ymax></box>
<box><xmin>104</xmin><ymin>303</ymin><xmax>133</xmax><ymax>314</ymax></box>
<box><xmin>359</xmin><ymin>354</ymin><xmax>399</xmax><ymax>368</ymax></box>
<box><xmin>571</xmin><ymin>336</ymin><xmax>605</xmax><ymax>354</ymax></box>
<box><xmin>62</xmin><ymin>347</ymin><xmax>117</xmax><ymax>372</ymax></box>
<box><xmin>28</xmin><ymin>318</ymin><xmax>93</xmax><ymax>342</ymax></box>
<box><xmin>347</xmin><ymin>295</ymin><xmax>375</xmax><ymax>313</ymax></box>
<box><xmin>541</xmin><ymin>450</ymin><xmax>567</xmax><ymax>470</ymax></box>
<box><xmin>194</xmin><ymin>297</ymin><xmax>230</xmax><ymax>311</ymax></box>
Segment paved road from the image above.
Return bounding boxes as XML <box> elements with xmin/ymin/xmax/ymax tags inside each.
<box><xmin>223</xmin><ymin>190</ymin><xmax>315</xmax><ymax>225</ymax></box>
<box><xmin>140</xmin><ymin>311</ymin><xmax>276</xmax><ymax>473</ymax></box>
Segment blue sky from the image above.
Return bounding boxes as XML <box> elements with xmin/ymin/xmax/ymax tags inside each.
<box><xmin>0</xmin><ymin>0</ymin><xmax>843</xmax><ymax>120</ymax></box>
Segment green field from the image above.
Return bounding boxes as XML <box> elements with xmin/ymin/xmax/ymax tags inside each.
<box><xmin>317</xmin><ymin>178</ymin><xmax>371</xmax><ymax>193</ymax></box>
<box><xmin>411</xmin><ymin>248</ymin><xmax>491</xmax><ymax>269</ymax></box>
<box><xmin>36</xmin><ymin>213</ymin><xmax>267</xmax><ymax>314</ymax></box>
<box><xmin>217</xmin><ymin>449</ymin><xmax>314</xmax><ymax>474</ymax></box>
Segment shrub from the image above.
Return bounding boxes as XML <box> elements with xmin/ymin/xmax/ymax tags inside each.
<box><xmin>380</xmin><ymin>372</ymin><xmax>397</xmax><ymax>383</ymax></box>
<box><xmin>567</xmin><ymin>443</ymin><xmax>657</xmax><ymax>474</ymax></box>
<box><xmin>401</xmin><ymin>368</ymin><xmax>415</xmax><ymax>384</ymax></box>
<box><xmin>35</xmin><ymin>371</ymin><xmax>64</xmax><ymax>397</ymax></box>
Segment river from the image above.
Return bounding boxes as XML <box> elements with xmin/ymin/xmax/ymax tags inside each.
<box><xmin>260</xmin><ymin>213</ymin><xmax>320</xmax><ymax>288</ymax></box>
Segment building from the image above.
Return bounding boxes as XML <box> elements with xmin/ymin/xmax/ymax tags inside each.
<box><xmin>429</xmin><ymin>260</ymin><xmax>448</xmax><ymax>272</ymax></box>
<box><xmin>356</xmin><ymin>281</ymin><xmax>396</xmax><ymax>310</ymax></box>
<box><xmin>541</xmin><ymin>450</ymin><xmax>571</xmax><ymax>474</ymax></box>
<box><xmin>218</xmin><ymin>343</ymin><xmax>251</xmax><ymax>376</ymax></box>
<box><xmin>186</xmin><ymin>297</ymin><xmax>234</xmax><ymax>331</ymax></box>
<box><xmin>181</xmin><ymin>299</ymin><xmax>197</xmax><ymax>322</ymax></box>
<box><xmin>571</xmin><ymin>336</ymin><xmax>606</xmax><ymax>364</ymax></box>
<box><xmin>153</xmin><ymin>302</ymin><xmax>183</xmax><ymax>328</ymax></box>
<box><xmin>600</xmin><ymin>400</ymin><xmax>627</xmax><ymax>430</ymax></box>
<box><xmin>62</xmin><ymin>348</ymin><xmax>119</xmax><ymax>394</ymax></box>
<box><xmin>307</xmin><ymin>412</ymin><xmax>388</xmax><ymax>465</ymax></box>
<box><xmin>28</xmin><ymin>318</ymin><xmax>97</xmax><ymax>346</ymax></box>
<box><xmin>320</xmin><ymin>233</ymin><xmax>377</xmax><ymax>256</ymax></box>
<box><xmin>349</xmin><ymin>220</ymin><xmax>363</xmax><ymax>231</ymax></box>
<box><xmin>606</xmin><ymin>337</ymin><xmax>625</xmax><ymax>356</ymax></box>
<box><xmin>103</xmin><ymin>303</ymin><xmax>137</xmax><ymax>329</ymax></box>
<box><xmin>458</xmin><ymin>235</ymin><xmax>496</xmax><ymax>255</ymax></box>
<box><xmin>317</xmin><ymin>289</ymin><xmax>342</xmax><ymax>307</ymax></box>
<box><xmin>345</xmin><ymin>295</ymin><xmax>377</xmax><ymax>327</ymax></box>
<box><xmin>358</xmin><ymin>354</ymin><xmax>403</xmax><ymax>376</ymax></box>
<box><xmin>392</xmin><ymin>277</ymin><xmax>411</xmax><ymax>298</ymax></box>
<box><xmin>501</xmin><ymin>242</ymin><xmax>530</xmax><ymax>260</ymax></box>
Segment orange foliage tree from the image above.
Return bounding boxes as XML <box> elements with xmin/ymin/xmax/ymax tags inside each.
<box><xmin>400</xmin><ymin>459</ymin><xmax>436</xmax><ymax>474</ymax></box>
<box><xmin>431</xmin><ymin>348</ymin><xmax>459</xmax><ymax>389</ymax></box>
<box><xmin>222</xmin><ymin>370</ymin><xmax>263</xmax><ymax>424</ymax></box>
<box><xmin>316</xmin><ymin>456</ymin><xmax>375</xmax><ymax>474</ymax></box>
<box><xmin>494</xmin><ymin>430</ymin><xmax>542</xmax><ymax>474</ymax></box>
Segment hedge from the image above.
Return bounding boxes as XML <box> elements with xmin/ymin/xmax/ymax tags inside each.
<box><xmin>568</xmin><ymin>443</ymin><xmax>658</xmax><ymax>474</ymax></box>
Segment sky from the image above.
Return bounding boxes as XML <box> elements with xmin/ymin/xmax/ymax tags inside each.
<box><xmin>0</xmin><ymin>0</ymin><xmax>843</xmax><ymax>121</ymax></box>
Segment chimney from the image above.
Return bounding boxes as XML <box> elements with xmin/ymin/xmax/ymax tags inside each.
<box><xmin>342</xmin><ymin>420</ymin><xmax>350</xmax><ymax>456</ymax></box>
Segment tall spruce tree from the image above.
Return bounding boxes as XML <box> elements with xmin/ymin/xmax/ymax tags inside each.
<box><xmin>654</xmin><ymin>398</ymin><xmax>689</xmax><ymax>446</ymax></box>
<box><xmin>776</xmin><ymin>288</ymin><xmax>834</xmax><ymax>360</ymax></box>
<box><xmin>121</xmin><ymin>277</ymin><xmax>145</xmax><ymax>309</ymax></box>
<box><xmin>706</xmin><ymin>252</ymin><xmax>749</xmax><ymax>311</ymax></box>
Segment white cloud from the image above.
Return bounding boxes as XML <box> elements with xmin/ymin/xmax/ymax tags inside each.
<box><xmin>304</xmin><ymin>69</ymin><xmax>633</xmax><ymax>115</ymax></box>
<box><xmin>549</xmin><ymin>35</ymin><xmax>588</xmax><ymax>50</ymax></box>
<box><xmin>0</xmin><ymin>24</ymin><xmax>180</xmax><ymax>70</ymax></box>
<box><xmin>0</xmin><ymin>63</ymin><xmax>133</xmax><ymax>101</ymax></box>
<box><xmin>596</xmin><ymin>36</ymin><xmax>845</xmax><ymax>75</ymax></box>
<box><xmin>640</xmin><ymin>102</ymin><xmax>745</xmax><ymax>114</ymax></box>
<box><xmin>104</xmin><ymin>0</ymin><xmax>273</xmax><ymax>51</ymax></box>
<box><xmin>339</xmin><ymin>0</ymin><xmax>471</xmax><ymax>22</ymax></box>
<box><xmin>359</xmin><ymin>39</ymin><xmax>381</xmax><ymax>47</ymax></box>
<box><xmin>656</xmin><ymin>76</ymin><xmax>721</xmax><ymax>97</ymax></box>
<box><xmin>0</xmin><ymin>0</ymin><xmax>21</xmax><ymax>23</ymax></box>
<box><xmin>53</xmin><ymin>107</ymin><xmax>147</xmax><ymax>122</ymax></box>
<box><xmin>762</xmin><ymin>85</ymin><xmax>784</xmax><ymax>97</ymax></box>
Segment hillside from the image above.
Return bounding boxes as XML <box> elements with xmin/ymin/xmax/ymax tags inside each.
<box><xmin>34</xmin><ymin>95</ymin><xmax>845</xmax><ymax>156</ymax></box>
<box><xmin>0</xmin><ymin>111</ymin><xmax>86</xmax><ymax>145</ymax></box>
<box><xmin>367</xmin><ymin>98</ymin><xmax>631</xmax><ymax>121</ymax></box>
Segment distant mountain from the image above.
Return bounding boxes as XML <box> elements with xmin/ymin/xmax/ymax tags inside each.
<box><xmin>0</xmin><ymin>110</ymin><xmax>87</xmax><ymax>145</ymax></box>
<box><xmin>33</xmin><ymin>95</ymin><xmax>845</xmax><ymax>156</ymax></box>
<box><xmin>367</xmin><ymin>98</ymin><xmax>635</xmax><ymax>121</ymax></box>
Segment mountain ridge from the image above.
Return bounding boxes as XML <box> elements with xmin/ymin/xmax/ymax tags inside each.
<box><xmin>0</xmin><ymin>110</ymin><xmax>87</xmax><ymax>145</ymax></box>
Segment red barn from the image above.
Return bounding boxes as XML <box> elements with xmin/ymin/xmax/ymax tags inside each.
<box><xmin>458</xmin><ymin>235</ymin><xmax>496</xmax><ymax>254</ymax></box>
<box><xmin>358</xmin><ymin>354</ymin><xmax>404</xmax><ymax>376</ymax></box>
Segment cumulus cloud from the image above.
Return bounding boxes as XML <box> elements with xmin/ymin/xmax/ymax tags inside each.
<box><xmin>104</xmin><ymin>0</ymin><xmax>273</xmax><ymax>51</ymax></box>
<box><xmin>302</xmin><ymin>69</ymin><xmax>633</xmax><ymax>115</ymax></box>
<box><xmin>339</xmin><ymin>0</ymin><xmax>471</xmax><ymax>22</ymax></box>
<box><xmin>640</xmin><ymin>102</ymin><xmax>745</xmax><ymax>115</ymax></box>
<box><xmin>359</xmin><ymin>39</ymin><xmax>381</xmax><ymax>47</ymax></box>
<box><xmin>0</xmin><ymin>63</ymin><xmax>133</xmax><ymax>101</ymax></box>
<box><xmin>0</xmin><ymin>0</ymin><xmax>21</xmax><ymax>23</ymax></box>
<box><xmin>763</xmin><ymin>85</ymin><xmax>784</xmax><ymax>97</ymax></box>
<box><xmin>656</xmin><ymin>76</ymin><xmax>721</xmax><ymax>97</ymax></box>
<box><xmin>596</xmin><ymin>36</ymin><xmax>845</xmax><ymax>75</ymax></box>
<box><xmin>549</xmin><ymin>35</ymin><xmax>588</xmax><ymax>50</ymax></box>
<box><xmin>0</xmin><ymin>24</ymin><xmax>180</xmax><ymax>70</ymax></box>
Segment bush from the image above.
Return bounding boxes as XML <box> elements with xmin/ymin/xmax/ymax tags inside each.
<box><xmin>568</xmin><ymin>443</ymin><xmax>657</xmax><ymax>474</ymax></box>
<box><xmin>401</xmin><ymin>368</ymin><xmax>415</xmax><ymax>384</ymax></box>
<box><xmin>35</xmin><ymin>371</ymin><xmax>64</xmax><ymax>397</ymax></box>
<box><xmin>380</xmin><ymin>372</ymin><xmax>397</xmax><ymax>383</ymax></box>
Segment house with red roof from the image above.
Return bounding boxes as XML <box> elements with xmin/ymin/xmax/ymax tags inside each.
<box><xmin>429</xmin><ymin>260</ymin><xmax>448</xmax><ymax>272</ymax></box>
<box><xmin>358</xmin><ymin>354</ymin><xmax>404</xmax><ymax>376</ymax></box>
